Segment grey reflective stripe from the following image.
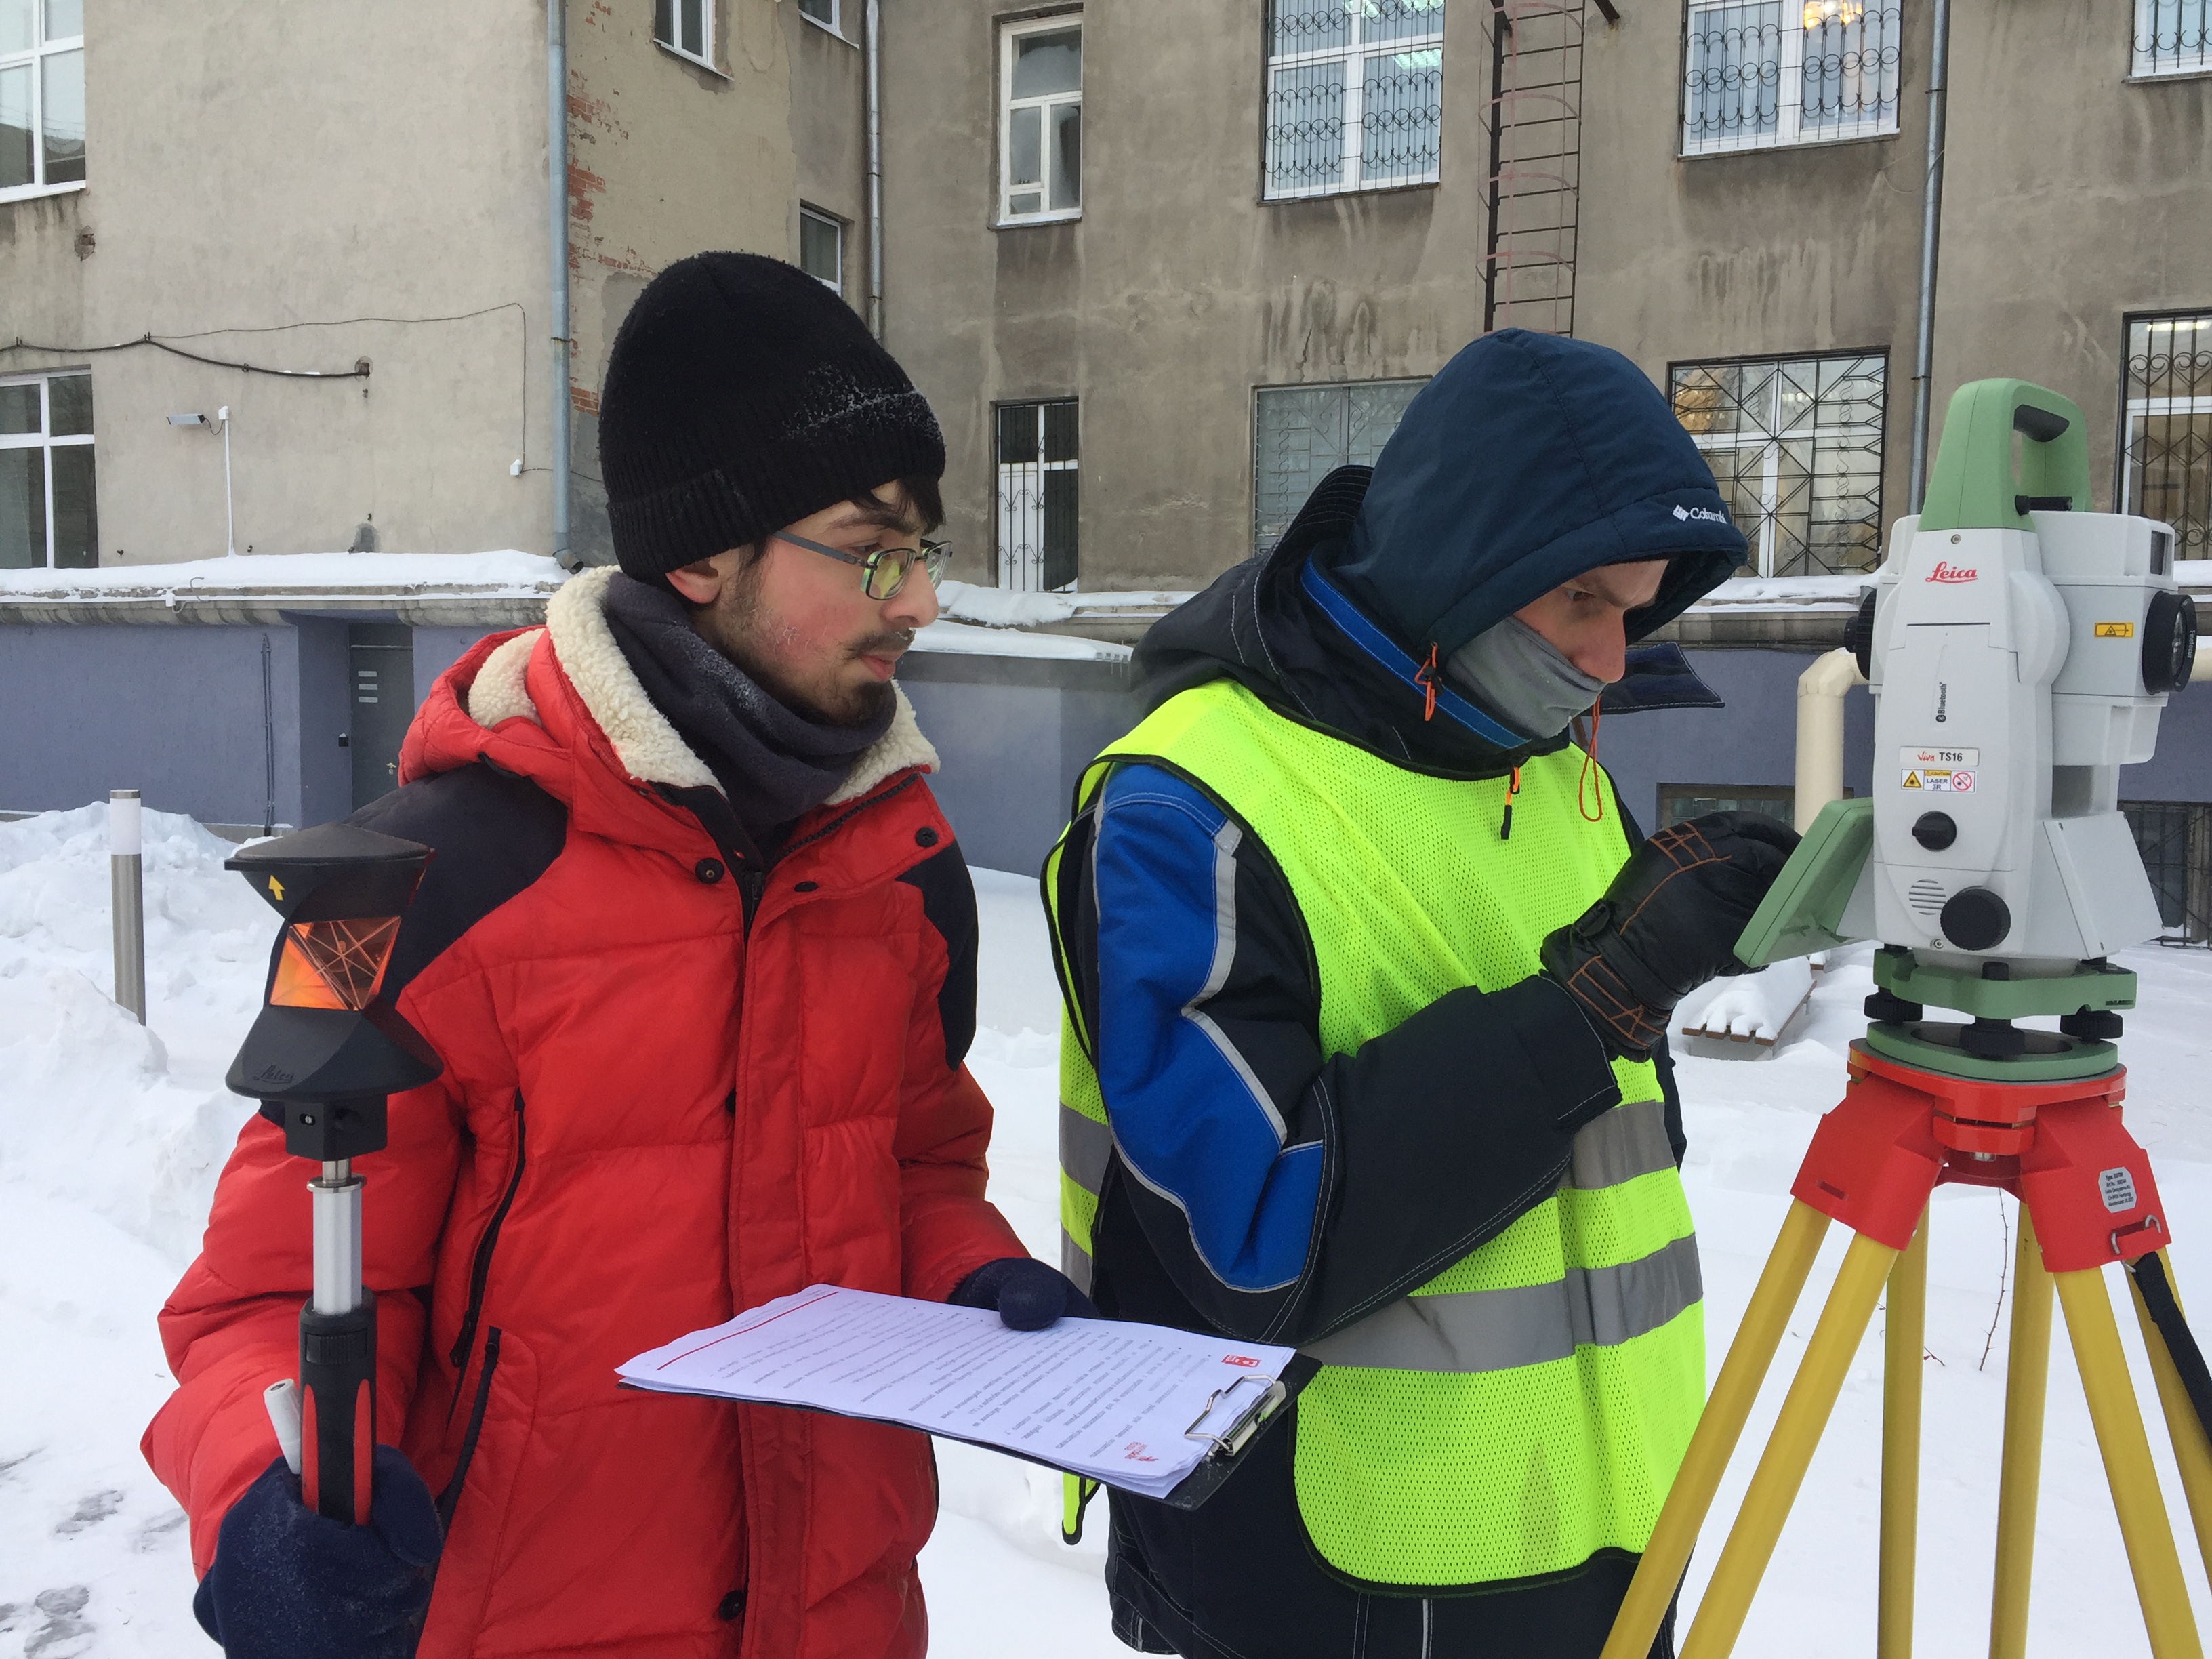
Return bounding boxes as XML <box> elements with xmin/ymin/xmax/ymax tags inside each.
<box><xmin>1571</xmin><ymin>1097</ymin><xmax>1676</xmax><ymax>1191</ymax></box>
<box><xmin>1299</xmin><ymin>1233</ymin><xmax>1702</xmax><ymax>1374</ymax></box>
<box><xmin>1060</xmin><ymin>1103</ymin><xmax>1114</xmax><ymax>1197</ymax></box>
<box><xmin>1061</xmin><ymin>1227</ymin><xmax>1094</xmax><ymax>1294</ymax></box>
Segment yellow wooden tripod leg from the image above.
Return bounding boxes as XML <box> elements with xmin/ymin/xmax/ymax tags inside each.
<box><xmin>1990</xmin><ymin>1206</ymin><xmax>2054</xmax><ymax>1659</ymax></box>
<box><xmin>1600</xmin><ymin>1201</ymin><xmax>1832</xmax><ymax>1659</ymax></box>
<box><xmin>2054</xmin><ymin>1267</ymin><xmax>2205</xmax><ymax>1659</ymax></box>
<box><xmin>1880</xmin><ymin>1208</ymin><xmax>1930</xmax><ymax>1659</ymax></box>
<box><xmin>1682</xmin><ymin>1231</ymin><xmax>1901</xmax><ymax>1659</ymax></box>
<box><xmin>2129</xmin><ymin>1250</ymin><xmax>2212</xmax><ymax>1586</ymax></box>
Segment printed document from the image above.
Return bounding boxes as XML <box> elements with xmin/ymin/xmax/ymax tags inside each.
<box><xmin>617</xmin><ymin>1284</ymin><xmax>1297</xmax><ymax>1498</ymax></box>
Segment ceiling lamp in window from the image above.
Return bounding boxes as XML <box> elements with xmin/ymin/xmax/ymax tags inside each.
<box><xmin>1802</xmin><ymin>0</ymin><xmax>1864</xmax><ymax>26</ymax></box>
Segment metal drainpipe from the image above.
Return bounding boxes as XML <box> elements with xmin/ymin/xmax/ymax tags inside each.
<box><xmin>1905</xmin><ymin>0</ymin><xmax>1951</xmax><ymax>514</ymax></box>
<box><xmin>549</xmin><ymin>0</ymin><xmax>575</xmax><ymax>568</ymax></box>
<box><xmin>865</xmin><ymin>0</ymin><xmax>884</xmax><ymax>341</ymax></box>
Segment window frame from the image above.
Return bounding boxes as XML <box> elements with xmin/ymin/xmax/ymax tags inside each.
<box><xmin>0</xmin><ymin>0</ymin><xmax>87</xmax><ymax>201</ymax></box>
<box><xmin>2118</xmin><ymin>308</ymin><xmax>2212</xmax><ymax>560</ymax></box>
<box><xmin>2131</xmin><ymin>0</ymin><xmax>2212</xmax><ymax>78</ymax></box>
<box><xmin>1679</xmin><ymin>0</ymin><xmax>1902</xmax><ymax>159</ymax></box>
<box><xmin>0</xmin><ymin>368</ymin><xmax>97</xmax><ymax>571</ymax></box>
<box><xmin>1261</xmin><ymin>0</ymin><xmax>1446</xmax><ymax>203</ymax></box>
<box><xmin>653</xmin><ymin>0</ymin><xmax>716</xmax><ymax>72</ymax></box>
<box><xmin>1251</xmin><ymin>377</ymin><xmax>1429</xmax><ymax>552</ymax></box>
<box><xmin>797</xmin><ymin>0</ymin><xmax>842</xmax><ymax>35</ymax></box>
<box><xmin>998</xmin><ymin>12</ymin><xmax>1084</xmax><ymax>228</ymax></box>
<box><xmin>994</xmin><ymin>398</ymin><xmax>1080</xmax><ymax>592</ymax></box>
<box><xmin>798</xmin><ymin>204</ymin><xmax>845</xmax><ymax>295</ymax></box>
<box><xmin>1668</xmin><ymin>349</ymin><xmax>1888</xmax><ymax>579</ymax></box>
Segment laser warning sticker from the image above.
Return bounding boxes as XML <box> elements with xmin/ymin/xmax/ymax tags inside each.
<box><xmin>1901</xmin><ymin>769</ymin><xmax>1975</xmax><ymax>792</ymax></box>
<box><xmin>2100</xmin><ymin>1166</ymin><xmax>2139</xmax><ymax>1215</ymax></box>
<box><xmin>2094</xmin><ymin>622</ymin><xmax>2135</xmax><ymax>638</ymax></box>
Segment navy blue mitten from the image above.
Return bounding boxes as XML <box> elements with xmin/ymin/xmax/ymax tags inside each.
<box><xmin>194</xmin><ymin>1445</ymin><xmax>442</xmax><ymax>1657</ymax></box>
<box><xmin>949</xmin><ymin>1257</ymin><xmax>1101</xmax><ymax>1330</ymax></box>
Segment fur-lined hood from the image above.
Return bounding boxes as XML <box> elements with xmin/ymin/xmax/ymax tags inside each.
<box><xmin>398</xmin><ymin>567</ymin><xmax>941</xmax><ymax>855</ymax></box>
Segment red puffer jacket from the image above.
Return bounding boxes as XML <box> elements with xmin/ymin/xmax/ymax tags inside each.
<box><xmin>144</xmin><ymin>567</ymin><xmax>1026</xmax><ymax>1658</ymax></box>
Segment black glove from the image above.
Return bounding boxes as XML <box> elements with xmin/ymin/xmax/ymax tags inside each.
<box><xmin>949</xmin><ymin>1257</ymin><xmax>1100</xmax><ymax>1330</ymax></box>
<box><xmin>1541</xmin><ymin>811</ymin><xmax>1800</xmax><ymax>1061</ymax></box>
<box><xmin>194</xmin><ymin>1446</ymin><xmax>442</xmax><ymax>1659</ymax></box>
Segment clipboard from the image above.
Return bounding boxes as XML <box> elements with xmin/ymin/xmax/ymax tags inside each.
<box><xmin>618</xmin><ymin>1352</ymin><xmax>1317</xmax><ymax>1513</ymax></box>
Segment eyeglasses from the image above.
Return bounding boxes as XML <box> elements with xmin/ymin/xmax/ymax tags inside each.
<box><xmin>774</xmin><ymin>529</ymin><xmax>949</xmax><ymax>601</ymax></box>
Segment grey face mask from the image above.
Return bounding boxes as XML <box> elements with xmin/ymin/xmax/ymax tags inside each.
<box><xmin>1444</xmin><ymin>616</ymin><xmax>1607</xmax><ymax>743</ymax></box>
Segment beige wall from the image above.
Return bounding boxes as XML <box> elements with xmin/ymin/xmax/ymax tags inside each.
<box><xmin>3</xmin><ymin>0</ymin><xmax>551</xmax><ymax>563</ymax></box>
<box><xmin>881</xmin><ymin>0</ymin><xmax>1500</xmax><ymax>593</ymax></box>
<box><xmin>787</xmin><ymin>0</ymin><xmax>872</xmax><ymax>323</ymax></box>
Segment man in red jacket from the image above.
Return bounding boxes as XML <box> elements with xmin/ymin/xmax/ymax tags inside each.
<box><xmin>144</xmin><ymin>252</ymin><xmax>1084</xmax><ymax>1659</ymax></box>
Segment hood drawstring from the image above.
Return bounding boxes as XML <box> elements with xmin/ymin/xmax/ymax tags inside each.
<box><xmin>1576</xmin><ymin>700</ymin><xmax>1606</xmax><ymax>822</ymax></box>
<box><xmin>1414</xmin><ymin>643</ymin><xmax>1441</xmax><ymax>722</ymax></box>
<box><xmin>1500</xmin><ymin>766</ymin><xmax>1521</xmax><ymax>840</ymax></box>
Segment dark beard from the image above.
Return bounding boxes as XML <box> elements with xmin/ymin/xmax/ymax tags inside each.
<box><xmin>694</xmin><ymin>558</ymin><xmax>907</xmax><ymax>726</ymax></box>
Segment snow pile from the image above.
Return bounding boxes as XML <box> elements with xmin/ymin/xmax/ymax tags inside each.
<box><xmin>5</xmin><ymin>813</ymin><xmax>2212</xmax><ymax>1656</ymax></box>
<box><xmin>1689</xmin><ymin>574</ymin><xmax>1871</xmax><ymax>607</ymax></box>
<box><xmin>913</xmin><ymin>618</ymin><xmax>1132</xmax><ymax>662</ymax></box>
<box><xmin>0</xmin><ymin>550</ymin><xmax>567</xmax><ymax>598</ymax></box>
<box><xmin>1677</xmin><ymin>957</ymin><xmax>1816</xmax><ymax>1046</ymax></box>
<box><xmin>935</xmin><ymin>581</ymin><xmax>1084</xmax><ymax>630</ymax></box>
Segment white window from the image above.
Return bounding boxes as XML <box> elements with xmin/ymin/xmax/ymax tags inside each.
<box><xmin>1</xmin><ymin>0</ymin><xmax>84</xmax><ymax>197</ymax></box>
<box><xmin>653</xmin><ymin>0</ymin><xmax>712</xmax><ymax>68</ymax></box>
<box><xmin>996</xmin><ymin>400</ymin><xmax>1078</xmax><ymax>590</ymax></box>
<box><xmin>2135</xmin><ymin>0</ymin><xmax>2212</xmax><ymax>76</ymax></box>
<box><xmin>999</xmin><ymin>16</ymin><xmax>1081</xmax><ymax>224</ymax></box>
<box><xmin>1671</xmin><ymin>353</ymin><xmax>1885</xmax><ymax>577</ymax></box>
<box><xmin>1264</xmin><ymin>1</ymin><xmax>1443</xmax><ymax>200</ymax></box>
<box><xmin>2121</xmin><ymin>313</ymin><xmax>2212</xmax><ymax>559</ymax></box>
<box><xmin>1681</xmin><ymin>0</ymin><xmax>1900</xmax><ymax>155</ymax></box>
<box><xmin>1253</xmin><ymin>380</ymin><xmax>1425</xmax><ymax>550</ymax></box>
<box><xmin>0</xmin><ymin>370</ymin><xmax>97</xmax><ymax>569</ymax></box>
<box><xmin>799</xmin><ymin>205</ymin><xmax>844</xmax><ymax>295</ymax></box>
<box><xmin>798</xmin><ymin>0</ymin><xmax>840</xmax><ymax>31</ymax></box>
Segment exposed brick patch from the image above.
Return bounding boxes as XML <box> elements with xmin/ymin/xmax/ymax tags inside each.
<box><xmin>571</xmin><ymin>386</ymin><xmax>601</xmax><ymax>416</ymax></box>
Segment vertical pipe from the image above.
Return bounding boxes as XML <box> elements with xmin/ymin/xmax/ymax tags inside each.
<box><xmin>260</xmin><ymin>632</ymin><xmax>276</xmax><ymax>836</ymax></box>
<box><xmin>548</xmin><ymin>0</ymin><xmax>573</xmax><ymax>568</ymax></box>
<box><xmin>218</xmin><ymin>407</ymin><xmax>235</xmax><ymax>556</ymax></box>
<box><xmin>865</xmin><ymin>0</ymin><xmax>884</xmax><ymax>341</ymax></box>
<box><xmin>1795</xmin><ymin>647</ymin><xmax>1866</xmax><ymax>831</ymax></box>
<box><xmin>108</xmin><ymin>788</ymin><xmax>145</xmax><ymax>1024</ymax></box>
<box><xmin>1905</xmin><ymin>0</ymin><xmax>1951</xmax><ymax>513</ymax></box>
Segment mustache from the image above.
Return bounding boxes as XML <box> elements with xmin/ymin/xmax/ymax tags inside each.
<box><xmin>850</xmin><ymin>629</ymin><xmax>916</xmax><ymax>659</ymax></box>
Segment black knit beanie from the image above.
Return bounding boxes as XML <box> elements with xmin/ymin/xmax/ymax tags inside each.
<box><xmin>598</xmin><ymin>251</ymin><xmax>946</xmax><ymax>582</ymax></box>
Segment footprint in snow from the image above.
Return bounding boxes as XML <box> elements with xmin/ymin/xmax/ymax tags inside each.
<box><xmin>23</xmin><ymin>1586</ymin><xmax>92</xmax><ymax>1658</ymax></box>
<box><xmin>54</xmin><ymin>1489</ymin><xmax>124</xmax><ymax>1534</ymax></box>
<box><xmin>131</xmin><ymin>1509</ymin><xmax>187</xmax><ymax>1553</ymax></box>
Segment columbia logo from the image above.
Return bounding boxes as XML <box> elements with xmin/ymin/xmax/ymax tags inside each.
<box><xmin>1673</xmin><ymin>504</ymin><xmax>1729</xmax><ymax>525</ymax></box>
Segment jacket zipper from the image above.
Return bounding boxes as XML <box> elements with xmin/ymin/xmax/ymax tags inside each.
<box><xmin>449</xmin><ymin>1093</ymin><xmax>527</xmax><ymax>1375</ymax></box>
<box><xmin>435</xmin><ymin>1326</ymin><xmax>501</xmax><ymax>1531</ymax></box>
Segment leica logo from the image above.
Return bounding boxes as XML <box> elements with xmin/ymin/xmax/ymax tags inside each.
<box><xmin>1925</xmin><ymin>561</ymin><xmax>1978</xmax><ymax>584</ymax></box>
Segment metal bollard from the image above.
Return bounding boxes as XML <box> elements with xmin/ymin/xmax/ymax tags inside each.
<box><xmin>110</xmin><ymin>788</ymin><xmax>146</xmax><ymax>1023</ymax></box>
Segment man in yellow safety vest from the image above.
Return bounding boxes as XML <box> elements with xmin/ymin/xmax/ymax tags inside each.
<box><xmin>1043</xmin><ymin>330</ymin><xmax>1798</xmax><ymax>1658</ymax></box>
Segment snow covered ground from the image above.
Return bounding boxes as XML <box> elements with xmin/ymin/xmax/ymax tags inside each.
<box><xmin>5</xmin><ymin>804</ymin><xmax>2212</xmax><ymax>1656</ymax></box>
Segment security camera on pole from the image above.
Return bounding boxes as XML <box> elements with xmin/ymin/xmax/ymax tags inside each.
<box><xmin>1601</xmin><ymin>380</ymin><xmax>2211</xmax><ymax>1659</ymax></box>
<box><xmin>223</xmin><ymin>823</ymin><xmax>443</xmax><ymax>1525</ymax></box>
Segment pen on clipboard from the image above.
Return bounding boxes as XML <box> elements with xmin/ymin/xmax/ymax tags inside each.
<box><xmin>264</xmin><ymin>1378</ymin><xmax>304</xmax><ymax>1475</ymax></box>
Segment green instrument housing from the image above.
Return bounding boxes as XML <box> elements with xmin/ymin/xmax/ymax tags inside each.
<box><xmin>1915</xmin><ymin>378</ymin><xmax>2092</xmax><ymax>533</ymax></box>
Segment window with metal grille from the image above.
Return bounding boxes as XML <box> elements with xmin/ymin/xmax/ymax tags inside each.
<box><xmin>1264</xmin><ymin>0</ymin><xmax>1444</xmax><ymax>199</ymax></box>
<box><xmin>1</xmin><ymin>0</ymin><xmax>83</xmax><ymax>197</ymax></box>
<box><xmin>996</xmin><ymin>401</ymin><xmax>1078</xmax><ymax>592</ymax></box>
<box><xmin>1000</xmin><ymin>16</ymin><xmax>1081</xmax><ymax>224</ymax></box>
<box><xmin>1681</xmin><ymin>0</ymin><xmax>1900</xmax><ymax>155</ymax></box>
<box><xmin>1670</xmin><ymin>352</ymin><xmax>1885</xmax><ymax>577</ymax></box>
<box><xmin>800</xmin><ymin>206</ymin><xmax>844</xmax><ymax>295</ymax></box>
<box><xmin>1253</xmin><ymin>379</ymin><xmax>1426</xmax><ymax>551</ymax></box>
<box><xmin>2122</xmin><ymin>801</ymin><xmax>2212</xmax><ymax>945</ymax></box>
<box><xmin>2122</xmin><ymin>312</ymin><xmax>2212</xmax><ymax>560</ymax></box>
<box><xmin>2134</xmin><ymin>0</ymin><xmax>2211</xmax><ymax>75</ymax></box>
<box><xmin>0</xmin><ymin>370</ymin><xmax>96</xmax><ymax>569</ymax></box>
<box><xmin>653</xmin><ymin>0</ymin><xmax>712</xmax><ymax>68</ymax></box>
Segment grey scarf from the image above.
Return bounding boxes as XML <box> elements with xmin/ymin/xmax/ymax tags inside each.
<box><xmin>1444</xmin><ymin>616</ymin><xmax>1607</xmax><ymax>743</ymax></box>
<box><xmin>602</xmin><ymin>573</ymin><xmax>893</xmax><ymax>852</ymax></box>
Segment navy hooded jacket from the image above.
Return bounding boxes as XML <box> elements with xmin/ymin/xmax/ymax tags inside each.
<box><xmin>1054</xmin><ymin>331</ymin><xmax>1738</xmax><ymax>1657</ymax></box>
